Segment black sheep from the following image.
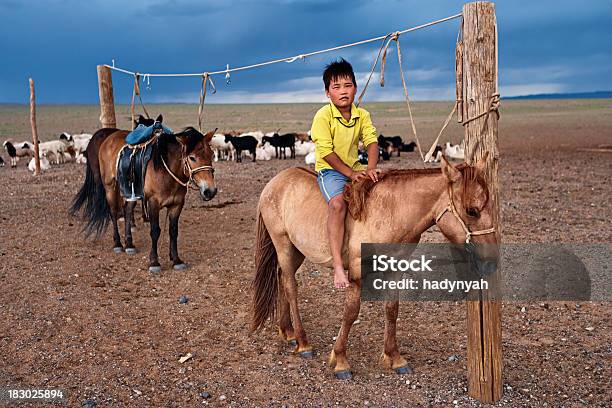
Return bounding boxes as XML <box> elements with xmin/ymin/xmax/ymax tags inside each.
<box><xmin>262</xmin><ymin>133</ymin><xmax>296</xmax><ymax>159</ymax></box>
<box><xmin>224</xmin><ymin>134</ymin><xmax>258</xmax><ymax>163</ymax></box>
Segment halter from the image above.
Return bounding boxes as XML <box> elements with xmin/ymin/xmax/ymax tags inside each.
<box><xmin>160</xmin><ymin>146</ymin><xmax>214</xmax><ymax>190</ymax></box>
<box><xmin>435</xmin><ymin>184</ymin><xmax>496</xmax><ymax>243</ymax></box>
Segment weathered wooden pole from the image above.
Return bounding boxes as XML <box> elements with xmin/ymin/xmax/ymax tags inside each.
<box><xmin>97</xmin><ymin>65</ymin><xmax>117</xmax><ymax>128</ymax></box>
<box><xmin>29</xmin><ymin>78</ymin><xmax>41</xmax><ymax>176</ymax></box>
<box><xmin>461</xmin><ymin>2</ymin><xmax>503</xmax><ymax>404</ymax></box>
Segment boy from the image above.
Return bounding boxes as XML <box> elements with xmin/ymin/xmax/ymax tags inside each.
<box><xmin>310</xmin><ymin>58</ymin><xmax>379</xmax><ymax>289</ymax></box>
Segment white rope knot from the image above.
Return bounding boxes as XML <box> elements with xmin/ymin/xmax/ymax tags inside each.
<box><xmin>225</xmin><ymin>64</ymin><xmax>231</xmax><ymax>85</ymax></box>
<box><xmin>286</xmin><ymin>54</ymin><xmax>306</xmax><ymax>63</ymax></box>
<box><xmin>391</xmin><ymin>31</ymin><xmax>401</xmax><ymax>41</ymax></box>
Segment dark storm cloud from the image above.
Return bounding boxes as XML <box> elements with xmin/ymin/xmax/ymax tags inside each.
<box><xmin>0</xmin><ymin>0</ymin><xmax>609</xmax><ymax>103</ymax></box>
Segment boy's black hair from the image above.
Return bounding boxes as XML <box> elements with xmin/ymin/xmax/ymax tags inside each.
<box><xmin>323</xmin><ymin>58</ymin><xmax>357</xmax><ymax>90</ymax></box>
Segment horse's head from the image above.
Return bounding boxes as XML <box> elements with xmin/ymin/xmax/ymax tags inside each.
<box><xmin>437</xmin><ymin>153</ymin><xmax>498</xmax><ymax>276</ymax></box>
<box><xmin>176</xmin><ymin>127</ymin><xmax>217</xmax><ymax>201</ymax></box>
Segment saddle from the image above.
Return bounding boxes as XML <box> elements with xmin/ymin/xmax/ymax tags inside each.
<box><xmin>117</xmin><ymin>121</ymin><xmax>173</xmax><ymax>201</ymax></box>
<box><xmin>117</xmin><ymin>142</ymin><xmax>154</xmax><ymax>201</ymax></box>
<box><xmin>125</xmin><ymin>121</ymin><xmax>172</xmax><ymax>145</ymax></box>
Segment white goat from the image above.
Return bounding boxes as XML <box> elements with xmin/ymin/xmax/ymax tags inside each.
<box><xmin>305</xmin><ymin>151</ymin><xmax>316</xmax><ymax>165</ymax></box>
<box><xmin>39</xmin><ymin>140</ymin><xmax>71</xmax><ymax>164</ymax></box>
<box><xmin>210</xmin><ymin>134</ymin><xmax>235</xmax><ymax>161</ymax></box>
<box><xmin>294</xmin><ymin>141</ymin><xmax>315</xmax><ymax>156</ymax></box>
<box><xmin>444</xmin><ymin>142</ymin><xmax>465</xmax><ymax>160</ymax></box>
<box><xmin>71</xmin><ymin>133</ymin><xmax>92</xmax><ymax>154</ymax></box>
<box><xmin>255</xmin><ymin>147</ymin><xmax>272</xmax><ymax>161</ymax></box>
<box><xmin>28</xmin><ymin>156</ymin><xmax>51</xmax><ymax>172</ymax></box>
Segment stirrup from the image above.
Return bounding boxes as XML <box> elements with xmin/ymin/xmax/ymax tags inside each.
<box><xmin>126</xmin><ymin>183</ymin><xmax>141</xmax><ymax>202</ymax></box>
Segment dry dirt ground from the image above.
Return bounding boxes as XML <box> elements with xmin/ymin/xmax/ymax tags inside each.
<box><xmin>0</xmin><ymin>100</ymin><xmax>610</xmax><ymax>407</ymax></box>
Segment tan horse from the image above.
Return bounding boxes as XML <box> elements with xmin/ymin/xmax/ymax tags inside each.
<box><xmin>72</xmin><ymin>126</ymin><xmax>216</xmax><ymax>273</ymax></box>
<box><xmin>251</xmin><ymin>154</ymin><xmax>497</xmax><ymax>379</ymax></box>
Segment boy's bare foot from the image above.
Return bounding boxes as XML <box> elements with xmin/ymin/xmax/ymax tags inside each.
<box><xmin>334</xmin><ymin>266</ymin><xmax>349</xmax><ymax>289</ymax></box>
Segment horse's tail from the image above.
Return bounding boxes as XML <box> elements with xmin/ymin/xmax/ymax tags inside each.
<box><xmin>69</xmin><ymin>134</ymin><xmax>111</xmax><ymax>238</ymax></box>
<box><xmin>251</xmin><ymin>210</ymin><xmax>280</xmax><ymax>332</ymax></box>
<box><xmin>69</xmin><ymin>147</ymin><xmax>94</xmax><ymax>217</ymax></box>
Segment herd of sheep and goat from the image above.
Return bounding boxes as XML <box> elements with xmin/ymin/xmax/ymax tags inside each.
<box><xmin>0</xmin><ymin>128</ymin><xmax>465</xmax><ymax>170</ymax></box>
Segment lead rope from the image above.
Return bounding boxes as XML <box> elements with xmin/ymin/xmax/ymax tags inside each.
<box><xmin>161</xmin><ymin>155</ymin><xmax>189</xmax><ymax>188</ymax></box>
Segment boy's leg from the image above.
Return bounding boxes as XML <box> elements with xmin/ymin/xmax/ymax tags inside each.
<box><xmin>327</xmin><ymin>195</ymin><xmax>349</xmax><ymax>289</ymax></box>
<box><xmin>318</xmin><ymin>169</ymin><xmax>351</xmax><ymax>289</ymax></box>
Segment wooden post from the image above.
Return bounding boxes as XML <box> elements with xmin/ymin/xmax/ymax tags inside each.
<box><xmin>462</xmin><ymin>2</ymin><xmax>503</xmax><ymax>404</ymax></box>
<box><xmin>97</xmin><ymin>65</ymin><xmax>116</xmax><ymax>128</ymax></box>
<box><xmin>29</xmin><ymin>78</ymin><xmax>41</xmax><ymax>176</ymax></box>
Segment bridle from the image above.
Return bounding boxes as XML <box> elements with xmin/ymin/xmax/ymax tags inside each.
<box><xmin>160</xmin><ymin>144</ymin><xmax>214</xmax><ymax>190</ymax></box>
<box><xmin>435</xmin><ymin>184</ymin><xmax>496</xmax><ymax>244</ymax></box>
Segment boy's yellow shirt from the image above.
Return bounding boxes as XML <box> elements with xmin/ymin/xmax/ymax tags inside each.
<box><xmin>310</xmin><ymin>102</ymin><xmax>378</xmax><ymax>172</ymax></box>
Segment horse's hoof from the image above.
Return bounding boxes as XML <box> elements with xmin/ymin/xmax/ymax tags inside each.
<box><xmin>125</xmin><ymin>248</ymin><xmax>137</xmax><ymax>255</ymax></box>
<box><xmin>288</xmin><ymin>339</ymin><xmax>297</xmax><ymax>348</ymax></box>
<box><xmin>334</xmin><ymin>370</ymin><xmax>353</xmax><ymax>380</ymax></box>
<box><xmin>113</xmin><ymin>247</ymin><xmax>123</xmax><ymax>254</ymax></box>
<box><xmin>149</xmin><ymin>265</ymin><xmax>162</xmax><ymax>274</ymax></box>
<box><xmin>298</xmin><ymin>350</ymin><xmax>314</xmax><ymax>359</ymax></box>
<box><xmin>394</xmin><ymin>365</ymin><xmax>413</xmax><ymax>375</ymax></box>
<box><xmin>173</xmin><ymin>263</ymin><xmax>188</xmax><ymax>271</ymax></box>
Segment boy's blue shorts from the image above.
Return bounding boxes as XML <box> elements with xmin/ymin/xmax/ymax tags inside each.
<box><xmin>317</xmin><ymin>169</ymin><xmax>350</xmax><ymax>203</ymax></box>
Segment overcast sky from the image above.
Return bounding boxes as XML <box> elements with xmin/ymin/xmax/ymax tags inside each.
<box><xmin>1</xmin><ymin>0</ymin><xmax>610</xmax><ymax>103</ymax></box>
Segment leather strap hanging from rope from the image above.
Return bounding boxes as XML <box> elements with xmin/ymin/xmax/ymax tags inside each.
<box><xmin>131</xmin><ymin>73</ymin><xmax>151</xmax><ymax>130</ymax></box>
<box><xmin>198</xmin><ymin>73</ymin><xmax>216</xmax><ymax>133</ymax></box>
<box><xmin>357</xmin><ymin>32</ymin><xmax>396</xmax><ymax>107</ymax></box>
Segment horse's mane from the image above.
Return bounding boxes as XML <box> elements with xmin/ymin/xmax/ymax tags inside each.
<box><xmin>152</xmin><ymin>127</ymin><xmax>204</xmax><ymax>171</ymax></box>
<box><xmin>343</xmin><ymin>163</ymin><xmax>488</xmax><ymax>221</ymax></box>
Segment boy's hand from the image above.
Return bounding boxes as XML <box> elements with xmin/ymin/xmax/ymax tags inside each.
<box><xmin>349</xmin><ymin>171</ymin><xmax>366</xmax><ymax>182</ymax></box>
<box><xmin>365</xmin><ymin>168</ymin><xmax>379</xmax><ymax>182</ymax></box>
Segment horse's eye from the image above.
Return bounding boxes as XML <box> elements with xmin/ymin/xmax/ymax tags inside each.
<box><xmin>189</xmin><ymin>156</ymin><xmax>196</xmax><ymax>162</ymax></box>
<box><xmin>466</xmin><ymin>207</ymin><xmax>479</xmax><ymax>218</ymax></box>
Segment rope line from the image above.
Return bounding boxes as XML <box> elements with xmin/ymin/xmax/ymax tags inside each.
<box><xmin>104</xmin><ymin>13</ymin><xmax>462</xmax><ymax>78</ymax></box>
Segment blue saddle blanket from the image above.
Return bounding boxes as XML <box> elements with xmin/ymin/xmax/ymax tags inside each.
<box><xmin>126</xmin><ymin>122</ymin><xmax>173</xmax><ymax>145</ymax></box>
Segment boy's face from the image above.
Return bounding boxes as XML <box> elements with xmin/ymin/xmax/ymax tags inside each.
<box><xmin>326</xmin><ymin>75</ymin><xmax>356</xmax><ymax>109</ymax></box>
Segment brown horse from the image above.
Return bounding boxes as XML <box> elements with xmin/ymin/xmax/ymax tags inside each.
<box><xmin>251</xmin><ymin>154</ymin><xmax>497</xmax><ymax>379</ymax></box>
<box><xmin>70</xmin><ymin>115</ymin><xmax>158</xmax><ymax>226</ymax></box>
<box><xmin>72</xmin><ymin>126</ymin><xmax>217</xmax><ymax>273</ymax></box>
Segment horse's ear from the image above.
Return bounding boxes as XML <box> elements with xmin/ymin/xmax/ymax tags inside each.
<box><xmin>156</xmin><ymin>114</ymin><xmax>163</xmax><ymax>123</ymax></box>
<box><xmin>204</xmin><ymin>129</ymin><xmax>217</xmax><ymax>143</ymax></box>
<box><xmin>474</xmin><ymin>151</ymin><xmax>489</xmax><ymax>174</ymax></box>
<box><xmin>175</xmin><ymin>133</ymin><xmax>188</xmax><ymax>147</ymax></box>
<box><xmin>441</xmin><ymin>155</ymin><xmax>462</xmax><ymax>183</ymax></box>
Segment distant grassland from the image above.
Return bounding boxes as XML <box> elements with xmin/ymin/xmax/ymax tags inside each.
<box><xmin>0</xmin><ymin>99</ymin><xmax>610</xmax><ymax>151</ymax></box>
